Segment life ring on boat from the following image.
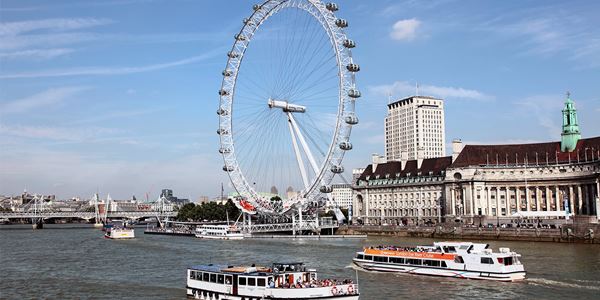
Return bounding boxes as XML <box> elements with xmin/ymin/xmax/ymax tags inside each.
<box><xmin>331</xmin><ymin>286</ymin><xmax>338</xmax><ymax>295</ymax></box>
<box><xmin>347</xmin><ymin>284</ymin><xmax>355</xmax><ymax>294</ymax></box>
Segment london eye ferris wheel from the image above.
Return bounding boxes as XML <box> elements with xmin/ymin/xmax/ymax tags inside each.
<box><xmin>217</xmin><ymin>0</ymin><xmax>360</xmax><ymax>215</ymax></box>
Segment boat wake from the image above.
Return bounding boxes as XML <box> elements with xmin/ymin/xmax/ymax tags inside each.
<box><xmin>528</xmin><ymin>278</ymin><xmax>600</xmax><ymax>291</ymax></box>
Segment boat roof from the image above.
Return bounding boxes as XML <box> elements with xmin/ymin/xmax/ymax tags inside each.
<box><xmin>189</xmin><ymin>263</ymin><xmax>308</xmax><ymax>275</ymax></box>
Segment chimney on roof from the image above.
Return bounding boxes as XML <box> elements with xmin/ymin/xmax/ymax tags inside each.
<box><xmin>400</xmin><ymin>150</ymin><xmax>408</xmax><ymax>171</ymax></box>
<box><xmin>452</xmin><ymin>139</ymin><xmax>464</xmax><ymax>162</ymax></box>
<box><xmin>372</xmin><ymin>153</ymin><xmax>386</xmax><ymax>172</ymax></box>
<box><xmin>417</xmin><ymin>147</ymin><xmax>425</xmax><ymax>169</ymax></box>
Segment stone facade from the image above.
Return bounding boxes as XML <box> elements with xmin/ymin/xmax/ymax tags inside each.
<box><xmin>352</xmin><ymin>156</ymin><xmax>451</xmax><ymax>225</ymax></box>
<box><xmin>445</xmin><ymin>138</ymin><xmax>600</xmax><ymax>225</ymax></box>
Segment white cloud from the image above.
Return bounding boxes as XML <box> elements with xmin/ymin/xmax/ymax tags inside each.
<box><xmin>0</xmin><ymin>86</ymin><xmax>89</xmax><ymax>114</ymax></box>
<box><xmin>390</xmin><ymin>18</ymin><xmax>421</xmax><ymax>41</ymax></box>
<box><xmin>0</xmin><ymin>50</ymin><xmax>223</xmax><ymax>79</ymax></box>
<box><xmin>515</xmin><ymin>95</ymin><xmax>563</xmax><ymax>139</ymax></box>
<box><xmin>482</xmin><ymin>11</ymin><xmax>600</xmax><ymax>69</ymax></box>
<box><xmin>0</xmin><ymin>18</ymin><xmax>113</xmax><ymax>36</ymax></box>
<box><xmin>369</xmin><ymin>80</ymin><xmax>492</xmax><ymax>101</ymax></box>
<box><xmin>0</xmin><ymin>48</ymin><xmax>74</xmax><ymax>60</ymax></box>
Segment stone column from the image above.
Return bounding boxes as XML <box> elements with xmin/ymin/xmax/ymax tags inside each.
<box><xmin>516</xmin><ymin>187</ymin><xmax>521</xmax><ymax>213</ymax></box>
<box><xmin>451</xmin><ymin>188</ymin><xmax>456</xmax><ymax>216</ymax></box>
<box><xmin>471</xmin><ymin>183</ymin><xmax>476</xmax><ymax>217</ymax></box>
<box><xmin>596</xmin><ymin>178</ymin><xmax>600</xmax><ymax>219</ymax></box>
<box><xmin>495</xmin><ymin>187</ymin><xmax>499</xmax><ymax>217</ymax></box>
<box><xmin>577</xmin><ymin>185</ymin><xmax>583</xmax><ymax>215</ymax></box>
<box><xmin>462</xmin><ymin>187</ymin><xmax>467</xmax><ymax>216</ymax></box>
<box><xmin>555</xmin><ymin>186</ymin><xmax>560</xmax><ymax>212</ymax></box>
<box><xmin>486</xmin><ymin>187</ymin><xmax>491</xmax><ymax>216</ymax></box>
<box><xmin>545</xmin><ymin>186</ymin><xmax>550</xmax><ymax>212</ymax></box>
<box><xmin>535</xmin><ymin>186</ymin><xmax>541</xmax><ymax>212</ymax></box>
<box><xmin>504</xmin><ymin>187</ymin><xmax>510</xmax><ymax>216</ymax></box>
<box><xmin>569</xmin><ymin>186</ymin><xmax>575</xmax><ymax>215</ymax></box>
<box><xmin>525</xmin><ymin>186</ymin><xmax>530</xmax><ymax>212</ymax></box>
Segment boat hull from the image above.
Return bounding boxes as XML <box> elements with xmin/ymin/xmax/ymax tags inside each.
<box><xmin>194</xmin><ymin>234</ymin><xmax>244</xmax><ymax>240</ymax></box>
<box><xmin>353</xmin><ymin>259</ymin><xmax>525</xmax><ymax>282</ymax></box>
<box><xmin>186</xmin><ymin>288</ymin><xmax>359</xmax><ymax>300</ymax></box>
<box><xmin>105</xmin><ymin>229</ymin><xmax>135</xmax><ymax>239</ymax></box>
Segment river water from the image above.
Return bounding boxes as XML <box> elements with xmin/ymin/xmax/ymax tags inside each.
<box><xmin>1</xmin><ymin>225</ymin><xmax>599</xmax><ymax>299</ymax></box>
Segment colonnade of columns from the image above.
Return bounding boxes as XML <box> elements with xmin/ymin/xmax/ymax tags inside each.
<box><xmin>449</xmin><ymin>182</ymin><xmax>599</xmax><ymax>218</ymax></box>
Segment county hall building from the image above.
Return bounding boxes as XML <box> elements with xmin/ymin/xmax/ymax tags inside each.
<box><xmin>352</xmin><ymin>95</ymin><xmax>600</xmax><ymax>226</ymax></box>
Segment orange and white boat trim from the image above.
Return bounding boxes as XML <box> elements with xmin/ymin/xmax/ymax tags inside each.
<box><xmin>353</xmin><ymin>242</ymin><xmax>525</xmax><ymax>282</ymax></box>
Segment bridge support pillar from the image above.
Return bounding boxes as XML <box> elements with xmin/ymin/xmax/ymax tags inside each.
<box><xmin>32</xmin><ymin>220</ymin><xmax>44</xmax><ymax>229</ymax></box>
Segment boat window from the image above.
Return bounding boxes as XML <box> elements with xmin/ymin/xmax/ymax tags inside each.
<box><xmin>203</xmin><ymin>273</ymin><xmax>210</xmax><ymax>281</ymax></box>
<box><xmin>218</xmin><ymin>274</ymin><xmax>224</xmax><ymax>284</ymax></box>
<box><xmin>365</xmin><ymin>255</ymin><xmax>373</xmax><ymax>261</ymax></box>
<box><xmin>374</xmin><ymin>256</ymin><xmax>388</xmax><ymax>263</ymax></box>
<box><xmin>499</xmin><ymin>257</ymin><xmax>514</xmax><ymax>265</ymax></box>
<box><xmin>196</xmin><ymin>272</ymin><xmax>202</xmax><ymax>281</ymax></box>
<box><xmin>459</xmin><ymin>245</ymin><xmax>470</xmax><ymax>250</ymax></box>
<box><xmin>424</xmin><ymin>260</ymin><xmax>441</xmax><ymax>267</ymax></box>
<box><xmin>407</xmin><ymin>258</ymin><xmax>422</xmax><ymax>265</ymax></box>
<box><xmin>481</xmin><ymin>257</ymin><xmax>494</xmax><ymax>264</ymax></box>
<box><xmin>189</xmin><ymin>271</ymin><xmax>195</xmax><ymax>279</ymax></box>
<box><xmin>454</xmin><ymin>256</ymin><xmax>464</xmax><ymax>264</ymax></box>
<box><xmin>257</xmin><ymin>278</ymin><xmax>266</xmax><ymax>287</ymax></box>
<box><xmin>239</xmin><ymin>277</ymin><xmax>247</xmax><ymax>286</ymax></box>
<box><xmin>225</xmin><ymin>275</ymin><xmax>232</xmax><ymax>285</ymax></box>
<box><xmin>443</xmin><ymin>246</ymin><xmax>456</xmax><ymax>253</ymax></box>
<box><xmin>389</xmin><ymin>257</ymin><xmax>405</xmax><ymax>264</ymax></box>
<box><xmin>210</xmin><ymin>273</ymin><xmax>217</xmax><ymax>283</ymax></box>
<box><xmin>248</xmin><ymin>278</ymin><xmax>256</xmax><ymax>286</ymax></box>
<box><xmin>357</xmin><ymin>254</ymin><xmax>364</xmax><ymax>259</ymax></box>
<box><xmin>441</xmin><ymin>261</ymin><xmax>447</xmax><ymax>268</ymax></box>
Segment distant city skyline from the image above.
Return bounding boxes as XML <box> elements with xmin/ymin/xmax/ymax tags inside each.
<box><xmin>1</xmin><ymin>0</ymin><xmax>599</xmax><ymax>199</ymax></box>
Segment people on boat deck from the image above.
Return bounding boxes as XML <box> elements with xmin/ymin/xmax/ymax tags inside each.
<box><xmin>275</xmin><ymin>278</ymin><xmax>354</xmax><ymax>289</ymax></box>
<box><xmin>370</xmin><ymin>245</ymin><xmax>430</xmax><ymax>252</ymax></box>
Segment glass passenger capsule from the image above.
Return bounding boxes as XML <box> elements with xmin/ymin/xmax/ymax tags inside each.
<box><xmin>339</xmin><ymin>141</ymin><xmax>353</xmax><ymax>150</ymax></box>
<box><xmin>335</xmin><ymin>19</ymin><xmax>348</xmax><ymax>28</ymax></box>
<box><xmin>345</xmin><ymin>113</ymin><xmax>359</xmax><ymax>125</ymax></box>
<box><xmin>346</xmin><ymin>63</ymin><xmax>360</xmax><ymax>72</ymax></box>
<box><xmin>326</xmin><ymin>3</ymin><xmax>339</xmax><ymax>11</ymax></box>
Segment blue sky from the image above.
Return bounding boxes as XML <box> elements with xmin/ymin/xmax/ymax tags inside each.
<box><xmin>1</xmin><ymin>0</ymin><xmax>599</xmax><ymax>200</ymax></box>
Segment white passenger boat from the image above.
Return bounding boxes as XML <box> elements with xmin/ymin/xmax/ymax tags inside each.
<box><xmin>104</xmin><ymin>227</ymin><xmax>135</xmax><ymax>239</ymax></box>
<box><xmin>195</xmin><ymin>224</ymin><xmax>244</xmax><ymax>240</ymax></box>
<box><xmin>353</xmin><ymin>242</ymin><xmax>525</xmax><ymax>282</ymax></box>
<box><xmin>187</xmin><ymin>262</ymin><xmax>359</xmax><ymax>299</ymax></box>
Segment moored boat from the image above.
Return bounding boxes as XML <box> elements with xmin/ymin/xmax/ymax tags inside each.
<box><xmin>195</xmin><ymin>224</ymin><xmax>244</xmax><ymax>240</ymax></box>
<box><xmin>353</xmin><ymin>242</ymin><xmax>525</xmax><ymax>282</ymax></box>
<box><xmin>187</xmin><ymin>262</ymin><xmax>359</xmax><ymax>299</ymax></box>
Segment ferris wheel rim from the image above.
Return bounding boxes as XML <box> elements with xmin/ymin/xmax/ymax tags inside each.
<box><xmin>217</xmin><ymin>0</ymin><xmax>359</xmax><ymax>214</ymax></box>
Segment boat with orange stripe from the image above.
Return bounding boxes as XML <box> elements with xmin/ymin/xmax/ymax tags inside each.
<box><xmin>353</xmin><ymin>242</ymin><xmax>525</xmax><ymax>282</ymax></box>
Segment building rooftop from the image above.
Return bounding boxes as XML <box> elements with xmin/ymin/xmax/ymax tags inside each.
<box><xmin>358</xmin><ymin>156</ymin><xmax>452</xmax><ymax>181</ymax></box>
<box><xmin>388</xmin><ymin>95</ymin><xmax>443</xmax><ymax>108</ymax></box>
<box><xmin>452</xmin><ymin>136</ymin><xmax>600</xmax><ymax>168</ymax></box>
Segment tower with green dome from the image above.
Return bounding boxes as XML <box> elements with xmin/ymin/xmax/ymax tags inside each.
<box><xmin>560</xmin><ymin>92</ymin><xmax>581</xmax><ymax>152</ymax></box>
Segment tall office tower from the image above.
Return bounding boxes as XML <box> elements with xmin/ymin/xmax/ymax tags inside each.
<box><xmin>385</xmin><ymin>96</ymin><xmax>446</xmax><ymax>161</ymax></box>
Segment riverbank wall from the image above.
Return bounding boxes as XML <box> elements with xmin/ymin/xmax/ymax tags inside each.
<box><xmin>337</xmin><ymin>224</ymin><xmax>600</xmax><ymax>244</ymax></box>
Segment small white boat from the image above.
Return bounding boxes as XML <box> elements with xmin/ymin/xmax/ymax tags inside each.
<box><xmin>353</xmin><ymin>241</ymin><xmax>525</xmax><ymax>282</ymax></box>
<box><xmin>187</xmin><ymin>262</ymin><xmax>359</xmax><ymax>299</ymax></box>
<box><xmin>195</xmin><ymin>224</ymin><xmax>244</xmax><ymax>240</ymax></box>
<box><xmin>104</xmin><ymin>227</ymin><xmax>135</xmax><ymax>239</ymax></box>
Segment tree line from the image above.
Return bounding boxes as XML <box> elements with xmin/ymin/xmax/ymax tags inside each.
<box><xmin>176</xmin><ymin>199</ymin><xmax>241</xmax><ymax>222</ymax></box>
